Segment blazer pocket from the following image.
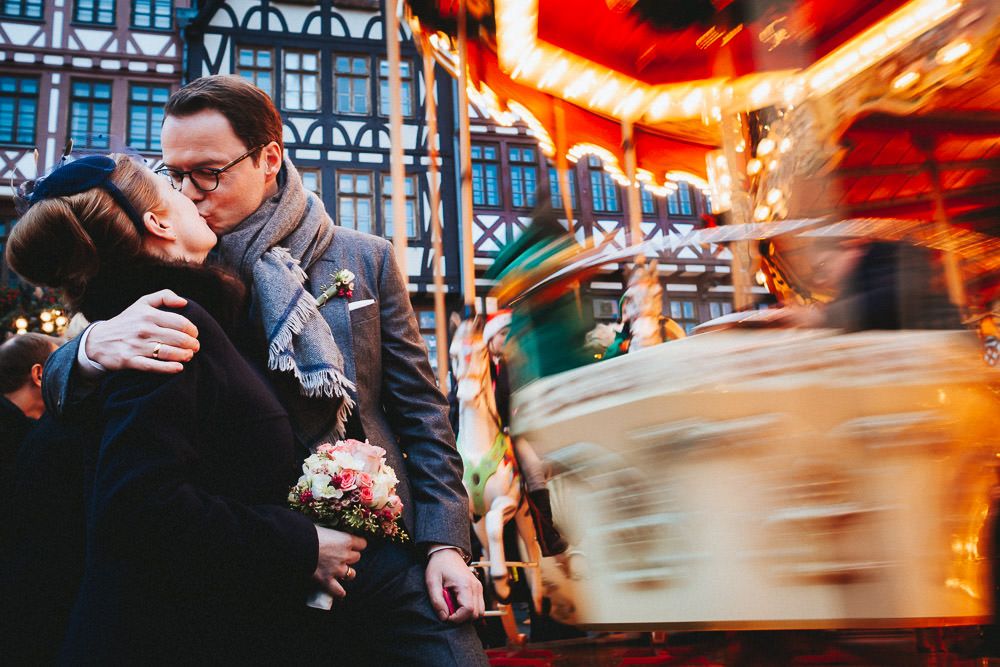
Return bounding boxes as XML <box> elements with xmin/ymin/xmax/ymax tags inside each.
<box><xmin>350</xmin><ymin>301</ymin><xmax>379</xmax><ymax>325</ymax></box>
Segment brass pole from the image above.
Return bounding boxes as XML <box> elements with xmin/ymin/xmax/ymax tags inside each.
<box><xmin>422</xmin><ymin>43</ymin><xmax>449</xmax><ymax>388</ymax></box>
<box><xmin>385</xmin><ymin>0</ymin><xmax>407</xmax><ymax>277</ymax></box>
<box><xmin>456</xmin><ymin>0</ymin><xmax>476</xmax><ymax>313</ymax></box>
<box><xmin>622</xmin><ymin>119</ymin><xmax>642</xmax><ymax>247</ymax></box>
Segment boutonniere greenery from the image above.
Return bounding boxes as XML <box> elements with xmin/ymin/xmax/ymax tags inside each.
<box><xmin>316</xmin><ymin>269</ymin><xmax>356</xmax><ymax>307</ymax></box>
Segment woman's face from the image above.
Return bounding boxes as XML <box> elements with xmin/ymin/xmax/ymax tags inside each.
<box><xmin>149</xmin><ymin>172</ymin><xmax>217</xmax><ymax>262</ymax></box>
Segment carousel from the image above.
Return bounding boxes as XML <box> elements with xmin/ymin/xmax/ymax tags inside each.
<box><xmin>389</xmin><ymin>0</ymin><xmax>1000</xmax><ymax>653</ymax></box>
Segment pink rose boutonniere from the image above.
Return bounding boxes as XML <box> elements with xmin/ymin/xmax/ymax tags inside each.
<box><xmin>315</xmin><ymin>269</ymin><xmax>356</xmax><ymax>307</ymax></box>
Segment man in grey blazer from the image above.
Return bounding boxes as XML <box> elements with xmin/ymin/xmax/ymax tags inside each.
<box><xmin>44</xmin><ymin>76</ymin><xmax>487</xmax><ymax>665</ymax></box>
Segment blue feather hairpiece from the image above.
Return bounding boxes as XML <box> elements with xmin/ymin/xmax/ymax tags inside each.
<box><xmin>14</xmin><ymin>155</ymin><xmax>147</xmax><ymax>234</ymax></box>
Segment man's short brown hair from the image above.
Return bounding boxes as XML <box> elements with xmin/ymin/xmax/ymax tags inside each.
<box><xmin>164</xmin><ymin>75</ymin><xmax>283</xmax><ymax>162</ymax></box>
<box><xmin>0</xmin><ymin>333</ymin><xmax>57</xmax><ymax>394</ymax></box>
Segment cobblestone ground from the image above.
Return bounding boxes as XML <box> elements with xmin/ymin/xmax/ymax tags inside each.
<box><xmin>483</xmin><ymin>628</ymin><xmax>1000</xmax><ymax>666</ymax></box>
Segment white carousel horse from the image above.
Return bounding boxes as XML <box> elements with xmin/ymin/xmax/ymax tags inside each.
<box><xmin>450</xmin><ymin>317</ymin><xmax>542</xmax><ymax>612</ymax></box>
<box><xmin>622</xmin><ymin>259</ymin><xmax>686</xmax><ymax>351</ymax></box>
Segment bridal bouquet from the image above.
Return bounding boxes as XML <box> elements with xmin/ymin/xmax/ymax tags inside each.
<box><xmin>290</xmin><ymin>439</ymin><xmax>408</xmax><ymax>608</ymax></box>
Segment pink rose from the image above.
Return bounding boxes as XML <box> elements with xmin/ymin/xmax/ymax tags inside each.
<box><xmin>338</xmin><ymin>470</ymin><xmax>357</xmax><ymax>491</ymax></box>
<box><xmin>359</xmin><ymin>486</ymin><xmax>374</xmax><ymax>505</ymax></box>
<box><xmin>357</xmin><ymin>472</ymin><xmax>373</xmax><ymax>488</ymax></box>
<box><xmin>316</xmin><ymin>443</ymin><xmax>335</xmax><ymax>455</ymax></box>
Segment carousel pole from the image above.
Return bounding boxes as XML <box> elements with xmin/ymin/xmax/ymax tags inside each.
<box><xmin>456</xmin><ymin>0</ymin><xmax>476</xmax><ymax>316</ymax></box>
<box><xmin>621</xmin><ymin>119</ymin><xmax>642</xmax><ymax>247</ymax></box>
<box><xmin>553</xmin><ymin>102</ymin><xmax>576</xmax><ymax>237</ymax></box>
<box><xmin>385</xmin><ymin>0</ymin><xmax>407</xmax><ymax>278</ymax></box>
<box><xmin>915</xmin><ymin>136</ymin><xmax>967</xmax><ymax>311</ymax></box>
<box><xmin>422</xmin><ymin>41</ymin><xmax>449</xmax><ymax>388</ymax></box>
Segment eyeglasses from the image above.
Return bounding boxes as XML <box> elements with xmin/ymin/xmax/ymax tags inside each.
<box><xmin>155</xmin><ymin>144</ymin><xmax>266</xmax><ymax>193</ymax></box>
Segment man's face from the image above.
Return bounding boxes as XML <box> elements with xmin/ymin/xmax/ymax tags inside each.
<box><xmin>160</xmin><ymin>109</ymin><xmax>279</xmax><ymax>236</ymax></box>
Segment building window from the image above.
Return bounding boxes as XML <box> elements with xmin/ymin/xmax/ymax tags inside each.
<box><xmin>471</xmin><ymin>143</ymin><xmax>500</xmax><ymax>208</ymax></box>
<box><xmin>378</xmin><ymin>59</ymin><xmax>413</xmax><ymax>118</ymax></box>
<box><xmin>588</xmin><ymin>157</ymin><xmax>620</xmax><ymax>213</ymax></box>
<box><xmin>337</xmin><ymin>171</ymin><xmax>373</xmax><ymax>235</ymax></box>
<box><xmin>127</xmin><ymin>84</ymin><xmax>169</xmax><ymax>152</ymax></box>
<box><xmin>131</xmin><ymin>0</ymin><xmax>171</xmax><ymax>30</ymax></box>
<box><xmin>0</xmin><ymin>76</ymin><xmax>38</xmax><ymax>146</ymax></box>
<box><xmin>335</xmin><ymin>56</ymin><xmax>369</xmax><ymax>115</ymax></box>
<box><xmin>283</xmin><ymin>50</ymin><xmax>320</xmax><ymax>112</ymax></box>
<box><xmin>300</xmin><ymin>168</ymin><xmax>321</xmax><ymax>196</ymax></box>
<box><xmin>704</xmin><ymin>193</ymin><xmax>713</xmax><ymax>214</ymax></box>
<box><xmin>74</xmin><ymin>0</ymin><xmax>115</xmax><ymax>25</ymax></box>
<box><xmin>236</xmin><ymin>47</ymin><xmax>273</xmax><ymax>98</ymax></box>
<box><xmin>708</xmin><ymin>301</ymin><xmax>733</xmax><ymax>320</ymax></box>
<box><xmin>69</xmin><ymin>80</ymin><xmax>112</xmax><ymax>150</ymax></box>
<box><xmin>667</xmin><ymin>182</ymin><xmax>694</xmax><ymax>216</ymax></box>
<box><xmin>508</xmin><ymin>146</ymin><xmax>537</xmax><ymax>209</ymax></box>
<box><xmin>549</xmin><ymin>167</ymin><xmax>577</xmax><ymax>211</ymax></box>
<box><xmin>416</xmin><ymin>310</ymin><xmax>439</xmax><ymax>373</ymax></box>
<box><xmin>0</xmin><ymin>0</ymin><xmax>43</xmax><ymax>19</ymax></box>
<box><xmin>381</xmin><ymin>174</ymin><xmax>418</xmax><ymax>239</ymax></box>
<box><xmin>640</xmin><ymin>185</ymin><xmax>656</xmax><ymax>215</ymax></box>
<box><xmin>669</xmin><ymin>299</ymin><xmax>698</xmax><ymax>335</ymax></box>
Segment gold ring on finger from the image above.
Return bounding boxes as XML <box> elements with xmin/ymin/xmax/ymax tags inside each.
<box><xmin>152</xmin><ymin>341</ymin><xmax>163</xmax><ymax>360</ymax></box>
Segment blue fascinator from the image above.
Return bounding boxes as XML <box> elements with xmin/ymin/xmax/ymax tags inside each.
<box><xmin>14</xmin><ymin>155</ymin><xmax>147</xmax><ymax>233</ymax></box>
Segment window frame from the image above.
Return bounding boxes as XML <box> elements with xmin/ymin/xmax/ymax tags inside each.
<box><xmin>380</xmin><ymin>172</ymin><xmax>420</xmax><ymax>240</ymax></box>
<box><xmin>508</xmin><ymin>145</ymin><xmax>538</xmax><ymax>210</ymax></box>
<box><xmin>282</xmin><ymin>49</ymin><xmax>321</xmax><ymax>112</ymax></box>
<box><xmin>667</xmin><ymin>182</ymin><xmax>694</xmax><ymax>216</ymax></box>
<box><xmin>73</xmin><ymin>0</ymin><xmax>116</xmax><ymax>25</ymax></box>
<box><xmin>548</xmin><ymin>165</ymin><xmax>578</xmax><ymax>212</ymax></box>
<box><xmin>130</xmin><ymin>0</ymin><xmax>172</xmax><ymax>30</ymax></box>
<box><xmin>336</xmin><ymin>170</ymin><xmax>374</xmax><ymax>235</ymax></box>
<box><xmin>640</xmin><ymin>184</ymin><xmax>657</xmax><ymax>216</ymax></box>
<box><xmin>235</xmin><ymin>45</ymin><xmax>275</xmax><ymax>99</ymax></box>
<box><xmin>299</xmin><ymin>168</ymin><xmax>322</xmax><ymax>197</ymax></box>
<box><xmin>377</xmin><ymin>58</ymin><xmax>414</xmax><ymax>118</ymax></box>
<box><xmin>68</xmin><ymin>79</ymin><xmax>113</xmax><ymax>150</ymax></box>
<box><xmin>470</xmin><ymin>142</ymin><xmax>501</xmax><ymax>209</ymax></box>
<box><xmin>0</xmin><ymin>0</ymin><xmax>43</xmax><ymax>20</ymax></box>
<box><xmin>0</xmin><ymin>75</ymin><xmax>39</xmax><ymax>147</ymax></box>
<box><xmin>588</xmin><ymin>157</ymin><xmax>621</xmax><ymax>213</ymax></box>
<box><xmin>334</xmin><ymin>55</ymin><xmax>371</xmax><ymax>116</ymax></box>
<box><xmin>669</xmin><ymin>299</ymin><xmax>699</xmax><ymax>335</ymax></box>
<box><xmin>126</xmin><ymin>83</ymin><xmax>170</xmax><ymax>152</ymax></box>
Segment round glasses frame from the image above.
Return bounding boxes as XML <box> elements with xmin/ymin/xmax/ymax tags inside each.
<box><xmin>155</xmin><ymin>144</ymin><xmax>267</xmax><ymax>193</ymax></box>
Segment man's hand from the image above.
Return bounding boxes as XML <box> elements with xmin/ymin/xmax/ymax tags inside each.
<box><xmin>313</xmin><ymin>527</ymin><xmax>366</xmax><ymax>599</ymax></box>
<box><xmin>425</xmin><ymin>547</ymin><xmax>484</xmax><ymax>623</ymax></box>
<box><xmin>86</xmin><ymin>290</ymin><xmax>199</xmax><ymax>374</ymax></box>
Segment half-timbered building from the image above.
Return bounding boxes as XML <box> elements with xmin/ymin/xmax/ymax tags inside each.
<box><xmin>0</xmin><ymin>0</ymin><xmax>192</xmax><ymax>286</ymax></box>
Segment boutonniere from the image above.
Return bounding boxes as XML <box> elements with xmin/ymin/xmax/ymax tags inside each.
<box><xmin>316</xmin><ymin>269</ymin><xmax>356</xmax><ymax>307</ymax></box>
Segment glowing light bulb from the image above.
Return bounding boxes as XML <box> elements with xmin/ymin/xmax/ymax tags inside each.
<box><xmin>55</xmin><ymin>315</ymin><xmax>68</xmax><ymax>327</ymax></box>
<box><xmin>891</xmin><ymin>70</ymin><xmax>920</xmax><ymax>90</ymax></box>
<box><xmin>40</xmin><ymin>310</ymin><xmax>52</xmax><ymax>322</ymax></box>
<box><xmin>41</xmin><ymin>321</ymin><xmax>54</xmax><ymax>333</ymax></box>
<box><xmin>779</xmin><ymin>137</ymin><xmax>792</xmax><ymax>153</ymax></box>
<box><xmin>757</xmin><ymin>137</ymin><xmax>776</xmax><ymax>156</ymax></box>
<box><xmin>936</xmin><ymin>40</ymin><xmax>970</xmax><ymax>65</ymax></box>
<box><xmin>766</xmin><ymin>188</ymin><xmax>783</xmax><ymax>205</ymax></box>
<box><xmin>754</xmin><ymin>204</ymin><xmax>771</xmax><ymax>221</ymax></box>
<box><xmin>14</xmin><ymin>317</ymin><xmax>28</xmax><ymax>330</ymax></box>
<box><xmin>746</xmin><ymin>159</ymin><xmax>763</xmax><ymax>175</ymax></box>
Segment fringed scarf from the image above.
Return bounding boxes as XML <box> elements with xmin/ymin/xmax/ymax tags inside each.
<box><xmin>218</xmin><ymin>158</ymin><xmax>355</xmax><ymax>436</ymax></box>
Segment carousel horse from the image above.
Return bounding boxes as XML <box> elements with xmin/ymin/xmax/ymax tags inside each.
<box><xmin>450</xmin><ymin>317</ymin><xmax>543</xmax><ymax>612</ymax></box>
<box><xmin>623</xmin><ymin>259</ymin><xmax>686</xmax><ymax>351</ymax></box>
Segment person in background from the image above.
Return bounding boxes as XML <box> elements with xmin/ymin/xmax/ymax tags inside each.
<box><xmin>0</xmin><ymin>332</ymin><xmax>58</xmax><ymax>546</ymax></box>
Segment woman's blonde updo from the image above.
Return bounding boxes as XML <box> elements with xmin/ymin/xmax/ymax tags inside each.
<box><xmin>6</xmin><ymin>154</ymin><xmax>161</xmax><ymax>306</ymax></box>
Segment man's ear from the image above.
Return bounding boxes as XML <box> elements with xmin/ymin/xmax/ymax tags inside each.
<box><xmin>262</xmin><ymin>141</ymin><xmax>283</xmax><ymax>177</ymax></box>
<box><xmin>143</xmin><ymin>210</ymin><xmax>175</xmax><ymax>241</ymax></box>
<box><xmin>30</xmin><ymin>363</ymin><xmax>43</xmax><ymax>388</ymax></box>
